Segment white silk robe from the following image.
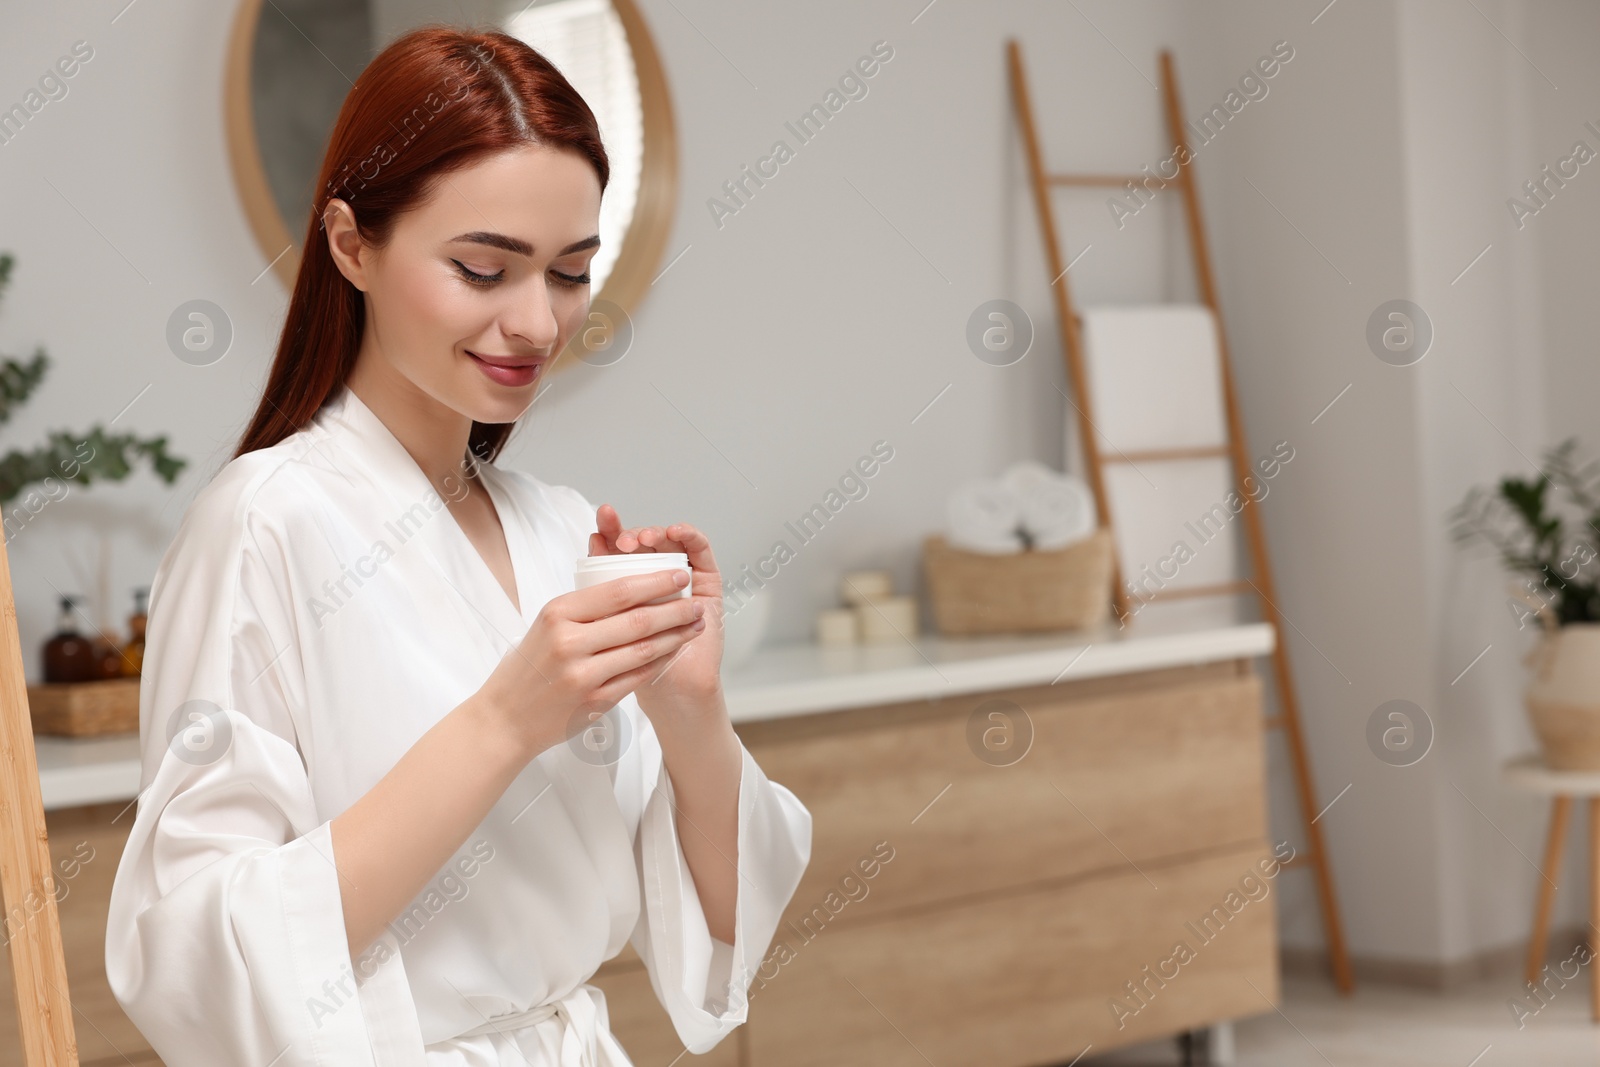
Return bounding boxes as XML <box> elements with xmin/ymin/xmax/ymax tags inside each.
<box><xmin>105</xmin><ymin>383</ymin><xmax>813</xmax><ymax>1066</ymax></box>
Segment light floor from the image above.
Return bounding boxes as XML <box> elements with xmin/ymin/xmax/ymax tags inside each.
<box><xmin>1089</xmin><ymin>970</ymin><xmax>1600</xmax><ymax>1066</ymax></box>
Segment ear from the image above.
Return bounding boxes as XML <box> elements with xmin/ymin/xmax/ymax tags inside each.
<box><xmin>322</xmin><ymin>198</ymin><xmax>371</xmax><ymax>292</ymax></box>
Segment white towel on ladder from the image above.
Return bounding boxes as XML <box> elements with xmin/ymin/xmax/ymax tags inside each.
<box><xmin>1066</xmin><ymin>304</ymin><xmax>1244</xmax><ymax>605</ymax></box>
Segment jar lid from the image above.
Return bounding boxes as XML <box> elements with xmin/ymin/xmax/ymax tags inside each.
<box><xmin>574</xmin><ymin>552</ymin><xmax>689</xmax><ymax>571</ymax></box>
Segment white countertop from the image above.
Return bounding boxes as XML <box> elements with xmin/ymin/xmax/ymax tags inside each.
<box><xmin>722</xmin><ymin>598</ymin><xmax>1274</xmax><ymax>722</ymax></box>
<box><xmin>32</xmin><ymin>599</ymin><xmax>1274</xmax><ymax>811</ymax></box>
<box><xmin>33</xmin><ymin>733</ymin><xmax>144</xmax><ymax>814</ymax></box>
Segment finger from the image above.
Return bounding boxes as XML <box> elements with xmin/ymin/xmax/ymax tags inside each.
<box><xmin>591</xmin><ymin>637</ymin><xmax>696</xmax><ymax>708</ymax></box>
<box><xmin>626</xmin><ymin>523</ymin><xmax>704</xmax><ymax>562</ymax></box>
<box><xmin>661</xmin><ymin>523</ymin><xmax>719</xmax><ymax>576</ymax></box>
<box><xmin>591</xmin><ymin>614</ymin><xmax>705</xmax><ymax>692</ymax></box>
<box><xmin>595</xmin><ymin>504</ymin><xmax>625</xmax><ymax>553</ymax></box>
<box><xmin>562</xmin><ymin>568</ymin><xmax>691</xmax><ymax>623</ymax></box>
<box><xmin>635</xmin><ymin>525</ymin><xmax>670</xmax><ymax>551</ymax></box>
<box><xmin>584</xmin><ymin>596</ymin><xmax>704</xmax><ymax>657</ymax></box>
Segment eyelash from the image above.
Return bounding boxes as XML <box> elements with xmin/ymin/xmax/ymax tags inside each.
<box><xmin>451</xmin><ymin>260</ymin><xmax>590</xmax><ymax>289</ymax></box>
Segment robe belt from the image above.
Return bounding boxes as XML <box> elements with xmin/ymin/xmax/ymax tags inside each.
<box><xmin>454</xmin><ymin>983</ymin><xmax>607</xmax><ymax>1065</ymax></box>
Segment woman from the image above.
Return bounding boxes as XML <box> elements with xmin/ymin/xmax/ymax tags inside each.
<box><xmin>105</xmin><ymin>25</ymin><xmax>811</xmax><ymax>1066</ymax></box>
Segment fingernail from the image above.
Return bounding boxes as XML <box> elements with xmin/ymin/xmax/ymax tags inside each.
<box><xmin>673</xmin><ymin>571</ymin><xmax>689</xmax><ymax>586</ymax></box>
<box><xmin>692</xmin><ymin>618</ymin><xmax>706</xmax><ymax>630</ymax></box>
<box><xmin>693</xmin><ymin>602</ymin><xmax>705</xmax><ymax>617</ymax></box>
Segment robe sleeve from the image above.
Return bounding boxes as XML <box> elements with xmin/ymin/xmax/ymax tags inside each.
<box><xmin>530</xmin><ymin>477</ymin><xmax>813</xmax><ymax>1052</ymax></box>
<box><xmin>104</xmin><ymin>483</ymin><xmax>428</xmax><ymax>1067</ymax></box>
<box><xmin>630</xmin><ymin>726</ymin><xmax>812</xmax><ymax>1054</ymax></box>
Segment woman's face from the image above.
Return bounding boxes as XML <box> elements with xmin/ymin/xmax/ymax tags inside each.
<box><xmin>328</xmin><ymin>144</ymin><xmax>602</xmax><ymax>426</ymax></box>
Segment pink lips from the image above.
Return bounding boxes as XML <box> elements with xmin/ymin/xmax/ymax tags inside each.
<box><xmin>467</xmin><ymin>350</ymin><xmax>544</xmax><ymax>388</ymax></box>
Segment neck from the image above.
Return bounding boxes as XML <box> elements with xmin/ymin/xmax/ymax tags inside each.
<box><xmin>345</xmin><ymin>354</ymin><xmax>477</xmax><ymax>497</ymax></box>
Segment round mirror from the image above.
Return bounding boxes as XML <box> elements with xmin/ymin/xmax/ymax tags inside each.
<box><xmin>223</xmin><ymin>0</ymin><xmax>676</xmax><ymax>335</ymax></box>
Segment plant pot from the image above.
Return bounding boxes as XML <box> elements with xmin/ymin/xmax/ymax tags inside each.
<box><xmin>1524</xmin><ymin>621</ymin><xmax>1600</xmax><ymax>770</ymax></box>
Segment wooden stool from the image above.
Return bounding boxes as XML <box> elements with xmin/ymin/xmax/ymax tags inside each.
<box><xmin>1503</xmin><ymin>754</ymin><xmax>1600</xmax><ymax>1019</ymax></box>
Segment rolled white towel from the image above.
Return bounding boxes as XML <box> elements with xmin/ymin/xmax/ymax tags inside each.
<box><xmin>1024</xmin><ymin>480</ymin><xmax>1096</xmax><ymax>549</ymax></box>
<box><xmin>999</xmin><ymin>460</ymin><xmax>1058</xmax><ymax>499</ymax></box>
<box><xmin>945</xmin><ymin>477</ymin><xmax>1025</xmax><ymax>554</ymax></box>
<box><xmin>1001</xmin><ymin>461</ymin><xmax>1096</xmax><ymax>550</ymax></box>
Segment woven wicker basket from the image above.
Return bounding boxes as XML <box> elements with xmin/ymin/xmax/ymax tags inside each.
<box><xmin>27</xmin><ymin>677</ymin><xmax>140</xmax><ymax>736</ymax></box>
<box><xmin>921</xmin><ymin>528</ymin><xmax>1114</xmax><ymax>636</ymax></box>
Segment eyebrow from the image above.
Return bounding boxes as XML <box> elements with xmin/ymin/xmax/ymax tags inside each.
<box><xmin>449</xmin><ymin>231</ymin><xmax>600</xmax><ymax>257</ymax></box>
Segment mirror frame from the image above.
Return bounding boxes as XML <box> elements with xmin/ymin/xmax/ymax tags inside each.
<box><xmin>222</xmin><ymin>0</ymin><xmax>677</xmax><ymax>326</ymax></box>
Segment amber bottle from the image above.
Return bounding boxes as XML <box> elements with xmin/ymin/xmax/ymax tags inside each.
<box><xmin>120</xmin><ymin>587</ymin><xmax>148</xmax><ymax>677</ymax></box>
<box><xmin>91</xmin><ymin>634</ymin><xmax>125</xmax><ymax>679</ymax></box>
<box><xmin>43</xmin><ymin>595</ymin><xmax>95</xmax><ymax>683</ymax></box>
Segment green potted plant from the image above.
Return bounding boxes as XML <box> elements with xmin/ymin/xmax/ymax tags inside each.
<box><xmin>0</xmin><ymin>251</ymin><xmax>186</xmax><ymax>521</ymax></box>
<box><xmin>1</xmin><ymin>250</ymin><xmax>187</xmax><ymax>683</ymax></box>
<box><xmin>1450</xmin><ymin>437</ymin><xmax>1600</xmax><ymax>769</ymax></box>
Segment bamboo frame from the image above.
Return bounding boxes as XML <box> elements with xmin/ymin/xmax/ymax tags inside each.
<box><xmin>1006</xmin><ymin>40</ymin><xmax>1126</xmax><ymax>622</ymax></box>
<box><xmin>1106</xmin><ymin>444</ymin><xmax>1231</xmax><ymax>464</ymax></box>
<box><xmin>1006</xmin><ymin>40</ymin><xmax>1356</xmax><ymax>995</ymax></box>
<box><xmin>0</xmin><ymin>530</ymin><xmax>80</xmax><ymax>1063</ymax></box>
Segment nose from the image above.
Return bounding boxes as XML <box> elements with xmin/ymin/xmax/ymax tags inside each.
<box><xmin>502</xmin><ymin>277</ymin><xmax>562</xmax><ymax>355</ymax></box>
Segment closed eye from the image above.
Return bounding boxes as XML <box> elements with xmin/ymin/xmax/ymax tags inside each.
<box><xmin>454</xmin><ymin>259</ymin><xmax>590</xmax><ymax>289</ymax></box>
<box><xmin>452</xmin><ymin>259</ymin><xmax>503</xmax><ymax>287</ymax></box>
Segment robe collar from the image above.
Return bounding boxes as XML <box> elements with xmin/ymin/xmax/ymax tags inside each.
<box><xmin>313</xmin><ymin>386</ymin><xmax>640</xmax><ymax>902</ymax></box>
<box><xmin>311</xmin><ymin>382</ymin><xmax>538</xmax><ymax>646</ymax></box>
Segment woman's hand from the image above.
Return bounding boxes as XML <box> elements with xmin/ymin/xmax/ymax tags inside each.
<box><xmin>593</xmin><ymin>508</ymin><xmax>743</xmax><ymax>947</ymax></box>
<box><xmin>475</xmin><ymin>567</ymin><xmax>705</xmax><ymax>760</ymax></box>
<box><xmin>589</xmin><ymin>503</ymin><xmax>727</xmax><ymax>722</ymax></box>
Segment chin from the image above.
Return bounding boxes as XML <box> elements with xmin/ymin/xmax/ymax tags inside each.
<box><xmin>462</xmin><ymin>394</ymin><xmax>527</xmax><ymax>427</ymax></box>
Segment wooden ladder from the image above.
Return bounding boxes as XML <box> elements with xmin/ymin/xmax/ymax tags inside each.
<box><xmin>1006</xmin><ymin>39</ymin><xmax>1355</xmax><ymax>994</ymax></box>
<box><xmin>0</xmin><ymin>525</ymin><xmax>81</xmax><ymax>1063</ymax></box>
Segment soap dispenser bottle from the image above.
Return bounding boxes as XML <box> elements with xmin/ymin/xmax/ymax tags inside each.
<box><xmin>43</xmin><ymin>595</ymin><xmax>95</xmax><ymax>683</ymax></box>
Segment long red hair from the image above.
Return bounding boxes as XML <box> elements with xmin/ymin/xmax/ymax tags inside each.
<box><xmin>233</xmin><ymin>24</ymin><xmax>609</xmax><ymax>462</ymax></box>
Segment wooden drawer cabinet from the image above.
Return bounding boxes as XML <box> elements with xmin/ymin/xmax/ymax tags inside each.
<box><xmin>743</xmin><ymin>842</ymin><xmax>1279</xmax><ymax>1067</ymax></box>
<box><xmin>735</xmin><ymin>662</ymin><xmax>1267</xmax><ymax>925</ymax></box>
<box><xmin>726</xmin><ymin>658</ymin><xmax>1277</xmax><ymax>1065</ymax></box>
<box><xmin>4</xmin><ymin>659</ymin><xmax>1274</xmax><ymax>1067</ymax></box>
